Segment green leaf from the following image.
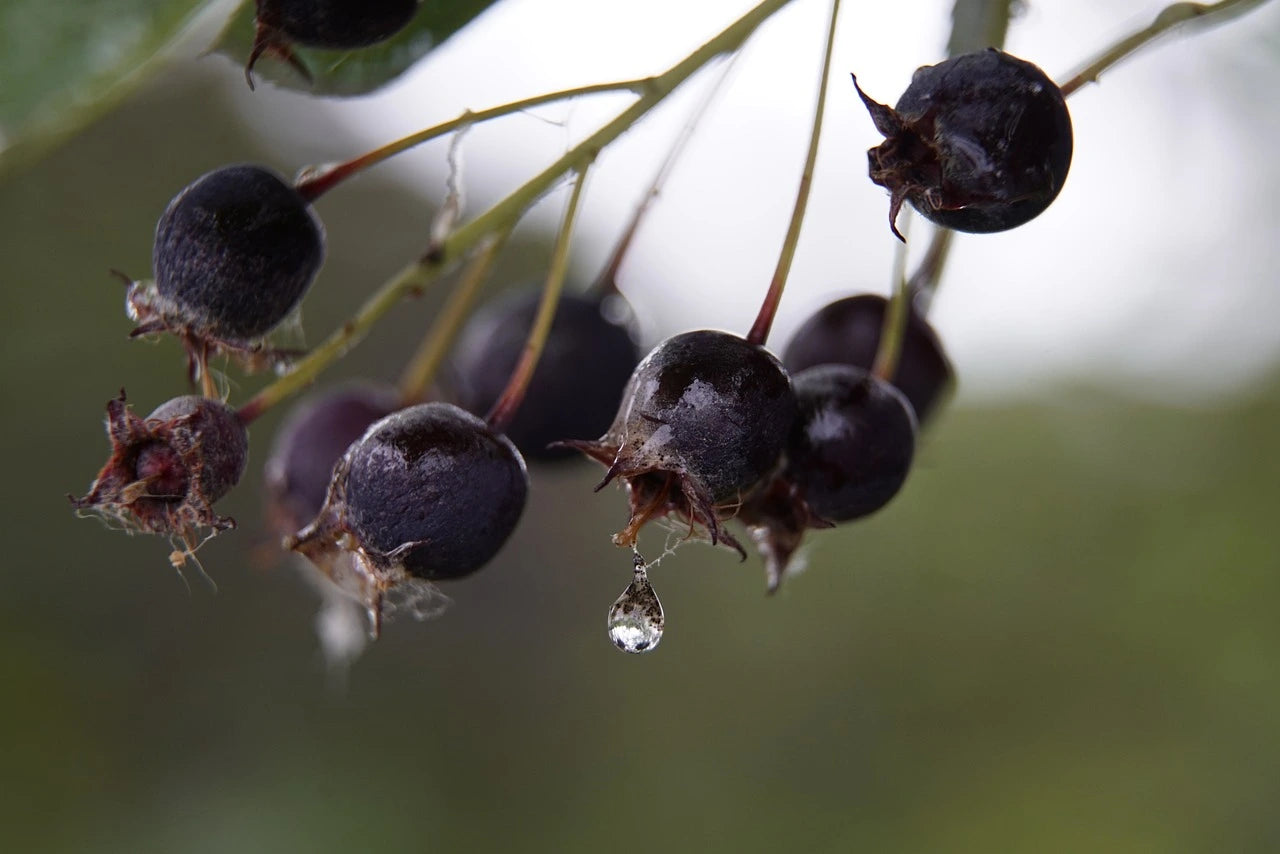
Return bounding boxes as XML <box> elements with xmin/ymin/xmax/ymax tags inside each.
<box><xmin>0</xmin><ymin>0</ymin><xmax>237</xmax><ymax>180</ymax></box>
<box><xmin>214</xmin><ymin>0</ymin><xmax>504</xmax><ymax>96</ymax></box>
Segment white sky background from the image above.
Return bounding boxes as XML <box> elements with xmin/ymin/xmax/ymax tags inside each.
<box><xmin>227</xmin><ymin>0</ymin><xmax>1280</xmax><ymax>406</ymax></box>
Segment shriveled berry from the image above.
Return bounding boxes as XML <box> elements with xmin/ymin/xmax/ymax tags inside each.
<box><xmin>742</xmin><ymin>364</ymin><xmax>917</xmax><ymax>591</ymax></box>
<box><xmin>782</xmin><ymin>293</ymin><xmax>953</xmax><ymax>424</ymax></box>
<box><xmin>562</xmin><ymin>329</ymin><xmax>798</xmax><ymax>555</ymax></box>
<box><xmin>288</xmin><ymin>403</ymin><xmax>528</xmax><ymax>631</ymax></box>
<box><xmin>449</xmin><ymin>289</ymin><xmax>640</xmax><ymax>461</ymax></box>
<box><xmin>71</xmin><ymin>392</ymin><xmax>249</xmax><ymax>546</ymax></box>
<box><xmin>128</xmin><ymin>164</ymin><xmax>324</xmax><ymax>352</ymax></box>
<box><xmin>855</xmin><ymin>49</ymin><xmax>1072</xmax><ymax>237</ymax></box>
<box><xmin>263</xmin><ymin>383</ymin><xmax>398</xmax><ymax>536</ymax></box>
<box><xmin>247</xmin><ymin>0</ymin><xmax>420</xmax><ymax>86</ymax></box>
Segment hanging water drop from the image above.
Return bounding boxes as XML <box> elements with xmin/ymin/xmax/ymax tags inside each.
<box><xmin>607</xmin><ymin>552</ymin><xmax>665</xmax><ymax>654</ymax></box>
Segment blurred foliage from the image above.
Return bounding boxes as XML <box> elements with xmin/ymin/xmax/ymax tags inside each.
<box><xmin>0</xmin><ymin>0</ymin><xmax>502</xmax><ymax>180</ymax></box>
<box><xmin>2</xmin><ymin>22</ymin><xmax>1279</xmax><ymax>854</ymax></box>
<box><xmin>215</xmin><ymin>0</ymin><xmax>505</xmax><ymax>95</ymax></box>
<box><xmin>0</xmin><ymin>0</ymin><xmax>217</xmax><ymax>179</ymax></box>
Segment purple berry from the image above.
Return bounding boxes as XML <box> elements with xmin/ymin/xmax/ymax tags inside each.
<box><xmin>263</xmin><ymin>383</ymin><xmax>399</xmax><ymax>536</ymax></box>
<box><xmin>247</xmin><ymin>0</ymin><xmax>420</xmax><ymax>85</ymax></box>
<box><xmin>563</xmin><ymin>329</ymin><xmax>798</xmax><ymax>554</ymax></box>
<box><xmin>71</xmin><ymin>392</ymin><xmax>249</xmax><ymax>542</ymax></box>
<box><xmin>129</xmin><ymin>164</ymin><xmax>324</xmax><ymax>348</ymax></box>
<box><xmin>288</xmin><ymin>402</ymin><xmax>528</xmax><ymax>625</ymax></box>
<box><xmin>855</xmin><ymin>49</ymin><xmax>1072</xmax><ymax>237</ymax></box>
<box><xmin>449</xmin><ymin>289</ymin><xmax>639</xmax><ymax>461</ymax></box>
<box><xmin>782</xmin><ymin>293</ymin><xmax>953</xmax><ymax>424</ymax></box>
<box><xmin>742</xmin><ymin>364</ymin><xmax>917</xmax><ymax>591</ymax></box>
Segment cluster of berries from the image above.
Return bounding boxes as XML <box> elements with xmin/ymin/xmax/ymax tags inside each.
<box><xmin>71</xmin><ymin>32</ymin><xmax>1073</xmax><ymax>654</ymax></box>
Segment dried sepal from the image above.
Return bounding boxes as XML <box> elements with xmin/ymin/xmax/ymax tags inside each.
<box><xmin>70</xmin><ymin>391</ymin><xmax>249</xmax><ymax>552</ymax></box>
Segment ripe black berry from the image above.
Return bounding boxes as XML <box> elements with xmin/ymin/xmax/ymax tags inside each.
<box><xmin>71</xmin><ymin>392</ymin><xmax>249</xmax><ymax>543</ymax></box>
<box><xmin>127</xmin><ymin>165</ymin><xmax>324</xmax><ymax>378</ymax></box>
<box><xmin>782</xmin><ymin>293</ymin><xmax>953</xmax><ymax>424</ymax></box>
<box><xmin>742</xmin><ymin>365</ymin><xmax>917</xmax><ymax>591</ymax></box>
<box><xmin>563</xmin><ymin>329</ymin><xmax>798</xmax><ymax>553</ymax></box>
<box><xmin>448</xmin><ymin>289</ymin><xmax>640</xmax><ymax>461</ymax></box>
<box><xmin>855</xmin><ymin>49</ymin><xmax>1072</xmax><ymax>237</ymax></box>
<box><xmin>247</xmin><ymin>0</ymin><xmax>420</xmax><ymax>85</ymax></box>
<box><xmin>263</xmin><ymin>383</ymin><xmax>398</xmax><ymax>536</ymax></box>
<box><xmin>288</xmin><ymin>403</ymin><xmax>528</xmax><ymax>626</ymax></box>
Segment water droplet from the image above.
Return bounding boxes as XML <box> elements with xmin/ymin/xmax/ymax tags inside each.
<box><xmin>607</xmin><ymin>555</ymin><xmax>664</xmax><ymax>654</ymax></box>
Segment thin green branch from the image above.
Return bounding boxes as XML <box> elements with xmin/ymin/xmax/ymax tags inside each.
<box><xmin>1060</xmin><ymin>0</ymin><xmax>1272</xmax><ymax>96</ymax></box>
<box><xmin>239</xmin><ymin>0</ymin><xmax>793</xmax><ymax>423</ymax></box>
<box><xmin>486</xmin><ymin>163</ymin><xmax>592</xmax><ymax>433</ymax></box>
<box><xmin>397</xmin><ymin>228</ymin><xmax>512</xmax><ymax>405</ymax></box>
<box><xmin>747</xmin><ymin>0</ymin><xmax>842</xmax><ymax>347</ymax></box>
<box><xmin>295</xmin><ymin>77</ymin><xmax>656</xmax><ymax>201</ymax></box>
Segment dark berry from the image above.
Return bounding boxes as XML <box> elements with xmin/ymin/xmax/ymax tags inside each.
<box><xmin>71</xmin><ymin>392</ymin><xmax>249</xmax><ymax>544</ymax></box>
<box><xmin>782</xmin><ymin>293</ymin><xmax>953</xmax><ymax>424</ymax></box>
<box><xmin>741</xmin><ymin>365</ymin><xmax>917</xmax><ymax>591</ymax></box>
<box><xmin>128</xmin><ymin>164</ymin><xmax>324</xmax><ymax>350</ymax></box>
<box><xmin>263</xmin><ymin>383</ymin><xmax>399</xmax><ymax>536</ymax></box>
<box><xmin>855</xmin><ymin>49</ymin><xmax>1072</xmax><ymax>237</ymax></box>
<box><xmin>448</xmin><ymin>289</ymin><xmax>640</xmax><ymax>461</ymax></box>
<box><xmin>247</xmin><ymin>0</ymin><xmax>420</xmax><ymax>85</ymax></box>
<box><xmin>785</xmin><ymin>365</ymin><xmax>917</xmax><ymax>523</ymax></box>
<box><xmin>288</xmin><ymin>403</ymin><xmax>528</xmax><ymax>627</ymax></box>
<box><xmin>562</xmin><ymin>329</ymin><xmax>798</xmax><ymax>554</ymax></box>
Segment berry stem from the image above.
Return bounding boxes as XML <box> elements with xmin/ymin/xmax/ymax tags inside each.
<box><xmin>873</xmin><ymin>211</ymin><xmax>912</xmax><ymax>382</ymax></box>
<box><xmin>906</xmin><ymin>227</ymin><xmax>953</xmax><ymax>316</ymax></box>
<box><xmin>238</xmin><ymin>0</ymin><xmax>794</xmax><ymax>424</ymax></box>
<box><xmin>294</xmin><ymin>78</ymin><xmax>652</xmax><ymax>202</ymax></box>
<box><xmin>397</xmin><ymin>228</ymin><xmax>512</xmax><ymax>405</ymax></box>
<box><xmin>486</xmin><ymin>164</ymin><xmax>592</xmax><ymax>433</ymax></box>
<box><xmin>590</xmin><ymin>53</ymin><xmax>741</xmax><ymax>299</ymax></box>
<box><xmin>1059</xmin><ymin>0</ymin><xmax>1273</xmax><ymax>97</ymax></box>
<box><xmin>747</xmin><ymin>0</ymin><xmax>842</xmax><ymax>348</ymax></box>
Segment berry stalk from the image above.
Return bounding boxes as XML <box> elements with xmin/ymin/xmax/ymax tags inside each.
<box><xmin>294</xmin><ymin>78</ymin><xmax>654</xmax><ymax>202</ymax></box>
<box><xmin>238</xmin><ymin>0</ymin><xmax>794</xmax><ymax>424</ymax></box>
<box><xmin>486</xmin><ymin>163</ymin><xmax>592</xmax><ymax>433</ymax></box>
<box><xmin>1059</xmin><ymin>0</ymin><xmax>1273</xmax><ymax>97</ymax></box>
<box><xmin>590</xmin><ymin>54</ymin><xmax>741</xmax><ymax>298</ymax></box>
<box><xmin>747</xmin><ymin>0</ymin><xmax>842</xmax><ymax>348</ymax></box>
<box><xmin>397</xmin><ymin>228</ymin><xmax>512</xmax><ymax>404</ymax></box>
<box><xmin>872</xmin><ymin>213</ymin><xmax>913</xmax><ymax>382</ymax></box>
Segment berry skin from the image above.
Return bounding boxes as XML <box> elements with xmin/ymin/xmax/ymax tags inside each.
<box><xmin>855</xmin><ymin>49</ymin><xmax>1072</xmax><ymax>237</ymax></box>
<box><xmin>288</xmin><ymin>402</ymin><xmax>528</xmax><ymax>630</ymax></box>
<box><xmin>562</xmin><ymin>329</ymin><xmax>798</xmax><ymax>555</ymax></box>
<box><xmin>782</xmin><ymin>293</ymin><xmax>953</xmax><ymax>425</ymax></box>
<box><xmin>263</xmin><ymin>383</ymin><xmax>398</xmax><ymax>536</ymax></box>
<box><xmin>742</xmin><ymin>364</ymin><xmax>917</xmax><ymax>591</ymax></box>
<box><xmin>129</xmin><ymin>164</ymin><xmax>324</xmax><ymax>345</ymax></box>
<box><xmin>71</xmin><ymin>392</ymin><xmax>249</xmax><ymax>544</ymax></box>
<box><xmin>448</xmin><ymin>289</ymin><xmax>640</xmax><ymax>461</ymax></box>
<box><xmin>247</xmin><ymin>0</ymin><xmax>420</xmax><ymax>86</ymax></box>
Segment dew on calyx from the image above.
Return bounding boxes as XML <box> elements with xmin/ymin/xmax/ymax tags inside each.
<box><xmin>607</xmin><ymin>551</ymin><xmax>664</xmax><ymax>654</ymax></box>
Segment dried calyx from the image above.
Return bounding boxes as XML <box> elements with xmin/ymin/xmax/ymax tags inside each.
<box><xmin>70</xmin><ymin>392</ymin><xmax>249</xmax><ymax>549</ymax></box>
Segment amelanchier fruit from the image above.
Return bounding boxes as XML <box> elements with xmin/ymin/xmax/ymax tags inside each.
<box><xmin>855</xmin><ymin>49</ymin><xmax>1073</xmax><ymax>238</ymax></box>
<box><xmin>246</xmin><ymin>0</ymin><xmax>421</xmax><ymax>86</ymax></box>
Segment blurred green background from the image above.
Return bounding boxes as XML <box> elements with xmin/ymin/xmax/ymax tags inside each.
<box><xmin>3</xmin><ymin>13</ymin><xmax>1280</xmax><ymax>854</ymax></box>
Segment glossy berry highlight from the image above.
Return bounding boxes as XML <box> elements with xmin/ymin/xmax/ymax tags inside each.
<box><xmin>449</xmin><ymin>289</ymin><xmax>640</xmax><ymax>461</ymax></box>
<box><xmin>782</xmin><ymin>293</ymin><xmax>953</xmax><ymax>424</ymax></box>
<box><xmin>71</xmin><ymin>392</ymin><xmax>249</xmax><ymax>546</ymax></box>
<box><xmin>288</xmin><ymin>403</ymin><xmax>528</xmax><ymax>630</ymax></box>
<box><xmin>563</xmin><ymin>329</ymin><xmax>798</xmax><ymax>554</ymax></box>
<box><xmin>127</xmin><ymin>164</ymin><xmax>324</xmax><ymax>368</ymax></box>
<box><xmin>855</xmin><ymin>49</ymin><xmax>1072</xmax><ymax>237</ymax></box>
